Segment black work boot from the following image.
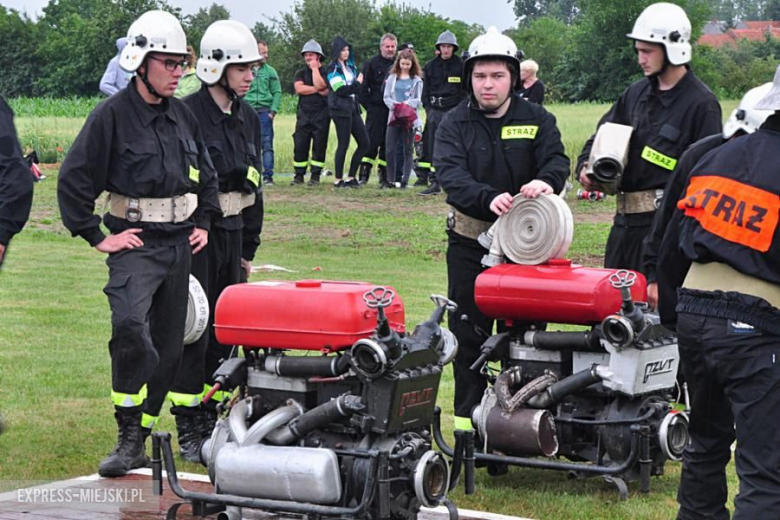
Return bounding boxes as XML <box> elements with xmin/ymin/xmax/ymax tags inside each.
<box><xmin>175</xmin><ymin>411</ymin><xmax>202</xmax><ymax>464</ymax></box>
<box><xmin>358</xmin><ymin>163</ymin><xmax>372</xmax><ymax>185</ymax></box>
<box><xmin>413</xmin><ymin>170</ymin><xmax>429</xmax><ymax>187</ymax></box>
<box><xmin>291</xmin><ymin>170</ymin><xmax>305</xmax><ymax>185</ymax></box>
<box><xmin>378</xmin><ymin>167</ymin><xmax>391</xmax><ymax>189</ymax></box>
<box><xmin>98</xmin><ymin>409</ymin><xmax>148</xmax><ymax>478</ymax></box>
<box><xmin>308</xmin><ymin>169</ymin><xmax>321</xmax><ymax>186</ymax></box>
<box><xmin>418</xmin><ymin>174</ymin><xmax>442</xmax><ymax>196</ymax></box>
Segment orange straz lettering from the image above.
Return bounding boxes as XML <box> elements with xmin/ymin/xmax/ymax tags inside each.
<box><xmin>678</xmin><ymin>175</ymin><xmax>779</xmax><ymax>252</ymax></box>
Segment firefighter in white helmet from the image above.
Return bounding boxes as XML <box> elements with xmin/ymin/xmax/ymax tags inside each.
<box><xmin>168</xmin><ymin>20</ymin><xmax>265</xmax><ymax>462</ymax></box>
<box><xmin>659</xmin><ymin>65</ymin><xmax>780</xmax><ymax>520</ymax></box>
<box><xmin>645</xmin><ymin>82</ymin><xmax>775</xmax><ymax>316</ymax></box>
<box><xmin>435</xmin><ymin>26</ymin><xmax>569</xmax><ymax>434</ymax></box>
<box><xmin>577</xmin><ymin>2</ymin><xmax>721</xmax><ymax>277</ymax></box>
<box><xmin>57</xmin><ymin>10</ymin><xmax>220</xmax><ymax>477</ymax></box>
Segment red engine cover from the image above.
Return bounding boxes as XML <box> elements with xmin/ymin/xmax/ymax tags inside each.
<box><xmin>474</xmin><ymin>260</ymin><xmax>647</xmax><ymax>326</ymax></box>
<box><xmin>214</xmin><ymin>280</ymin><xmax>405</xmax><ymax>351</ymax></box>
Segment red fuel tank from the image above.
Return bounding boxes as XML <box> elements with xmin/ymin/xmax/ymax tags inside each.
<box><xmin>474</xmin><ymin>260</ymin><xmax>647</xmax><ymax>326</ymax></box>
<box><xmin>214</xmin><ymin>280</ymin><xmax>405</xmax><ymax>351</ymax></box>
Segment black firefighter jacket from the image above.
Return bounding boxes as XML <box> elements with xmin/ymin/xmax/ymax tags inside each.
<box><xmin>0</xmin><ymin>97</ymin><xmax>33</xmax><ymax>247</ymax></box>
<box><xmin>435</xmin><ymin>95</ymin><xmax>570</xmax><ymax>226</ymax></box>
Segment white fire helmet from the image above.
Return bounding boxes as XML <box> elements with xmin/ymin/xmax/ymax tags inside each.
<box><xmin>755</xmin><ymin>65</ymin><xmax>780</xmax><ymax>111</ymax></box>
<box><xmin>120</xmin><ymin>10</ymin><xmax>188</xmax><ymax>73</ymax></box>
<box><xmin>626</xmin><ymin>2</ymin><xmax>692</xmax><ymax>66</ymax></box>
<box><xmin>197</xmin><ymin>20</ymin><xmax>261</xmax><ymax>85</ymax></box>
<box><xmin>463</xmin><ymin>27</ymin><xmax>524</xmax><ymax>90</ymax></box>
<box><xmin>723</xmin><ymin>83</ymin><xmax>774</xmax><ymax>138</ymax></box>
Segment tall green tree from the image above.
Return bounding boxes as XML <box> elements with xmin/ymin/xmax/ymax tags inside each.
<box><xmin>0</xmin><ymin>7</ymin><xmax>42</xmax><ymax>98</ymax></box>
<box><xmin>512</xmin><ymin>0</ymin><xmax>580</xmax><ymax>25</ymax></box>
<box><xmin>183</xmin><ymin>3</ymin><xmax>231</xmax><ymax>53</ymax></box>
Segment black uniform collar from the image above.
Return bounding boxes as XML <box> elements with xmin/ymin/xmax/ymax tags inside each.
<box><xmin>648</xmin><ymin>65</ymin><xmax>693</xmax><ymax>108</ymax></box>
<box><xmin>196</xmin><ymin>84</ymin><xmax>244</xmax><ymax>126</ymax></box>
<box><xmin>760</xmin><ymin>112</ymin><xmax>780</xmax><ymax>132</ymax></box>
<box><xmin>127</xmin><ymin>78</ymin><xmax>174</xmax><ymax>128</ymax></box>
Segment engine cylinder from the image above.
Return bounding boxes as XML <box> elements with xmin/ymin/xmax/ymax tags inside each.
<box><xmin>482</xmin><ymin>407</ymin><xmax>559</xmax><ymax>457</ymax></box>
<box><xmin>214</xmin><ymin>443</ymin><xmax>342</xmax><ymax>504</ymax></box>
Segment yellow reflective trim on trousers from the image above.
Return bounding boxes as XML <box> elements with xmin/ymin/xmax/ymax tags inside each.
<box><xmin>641</xmin><ymin>146</ymin><xmax>677</xmax><ymax>171</ymax></box>
<box><xmin>361</xmin><ymin>157</ymin><xmax>376</xmax><ymax>166</ymax></box>
<box><xmin>141</xmin><ymin>413</ymin><xmax>158</xmax><ymax>429</ymax></box>
<box><xmin>167</xmin><ymin>391</ymin><xmax>201</xmax><ymax>408</ymax></box>
<box><xmin>376</xmin><ymin>159</ymin><xmax>387</xmax><ymax>167</ymax></box>
<box><xmin>189</xmin><ymin>165</ymin><xmax>200</xmax><ymax>183</ymax></box>
<box><xmin>454</xmin><ymin>416</ymin><xmax>474</xmax><ymax>430</ymax></box>
<box><xmin>293</xmin><ymin>160</ymin><xmax>309</xmax><ymax>168</ymax></box>
<box><xmin>111</xmin><ymin>384</ymin><xmax>148</xmax><ymax>408</ymax></box>
<box><xmin>310</xmin><ymin>160</ymin><xmax>326</xmax><ymax>167</ymax></box>
<box><xmin>247</xmin><ymin>166</ymin><xmax>261</xmax><ymax>187</ymax></box>
<box><xmin>418</xmin><ymin>162</ymin><xmax>432</xmax><ymax>169</ymax></box>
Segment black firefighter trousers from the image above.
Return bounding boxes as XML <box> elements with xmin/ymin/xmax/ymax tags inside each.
<box><xmin>293</xmin><ymin>108</ymin><xmax>330</xmax><ymax>177</ymax></box>
<box><xmin>171</xmin><ymin>226</ymin><xmax>242</xmax><ymax>410</ymax></box>
<box><xmin>104</xmin><ymin>243</ymin><xmax>191</xmax><ymax>424</ymax></box>
<box><xmin>676</xmin><ymin>311</ymin><xmax>780</xmax><ymax>520</ymax></box>
<box><xmin>363</xmin><ymin>106</ymin><xmax>389</xmax><ymax>169</ymax></box>
<box><xmin>419</xmin><ymin>108</ymin><xmax>447</xmax><ymax>181</ymax></box>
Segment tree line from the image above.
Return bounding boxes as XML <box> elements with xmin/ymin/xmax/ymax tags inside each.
<box><xmin>0</xmin><ymin>0</ymin><xmax>777</xmax><ymax>101</ymax></box>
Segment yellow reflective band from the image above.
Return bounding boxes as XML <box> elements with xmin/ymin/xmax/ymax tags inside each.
<box><xmin>501</xmin><ymin>125</ymin><xmax>538</xmax><ymax>140</ymax></box>
<box><xmin>417</xmin><ymin>162</ymin><xmax>432</xmax><ymax>169</ymax></box>
<box><xmin>247</xmin><ymin>166</ymin><xmax>261</xmax><ymax>187</ymax></box>
<box><xmin>202</xmin><ymin>384</ymin><xmax>233</xmax><ymax>404</ymax></box>
<box><xmin>293</xmin><ymin>161</ymin><xmax>309</xmax><ymax>168</ymax></box>
<box><xmin>111</xmin><ymin>384</ymin><xmax>147</xmax><ymax>408</ymax></box>
<box><xmin>188</xmin><ymin>165</ymin><xmax>200</xmax><ymax>183</ymax></box>
<box><xmin>361</xmin><ymin>157</ymin><xmax>376</xmax><ymax>166</ymax></box>
<box><xmin>448</xmin><ymin>77</ymin><xmax>462</xmax><ymax>83</ymax></box>
<box><xmin>376</xmin><ymin>159</ymin><xmax>387</xmax><ymax>167</ymax></box>
<box><xmin>310</xmin><ymin>160</ymin><xmax>326</xmax><ymax>167</ymax></box>
<box><xmin>454</xmin><ymin>416</ymin><xmax>474</xmax><ymax>431</ymax></box>
<box><xmin>141</xmin><ymin>413</ymin><xmax>158</xmax><ymax>429</ymax></box>
<box><xmin>167</xmin><ymin>391</ymin><xmax>201</xmax><ymax>408</ymax></box>
<box><xmin>641</xmin><ymin>146</ymin><xmax>678</xmax><ymax>171</ymax></box>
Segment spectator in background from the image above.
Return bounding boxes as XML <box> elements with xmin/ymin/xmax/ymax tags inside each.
<box><xmin>383</xmin><ymin>49</ymin><xmax>423</xmax><ymax>188</ymax></box>
<box><xmin>174</xmin><ymin>46</ymin><xmax>201</xmax><ymax>99</ymax></box>
<box><xmin>292</xmin><ymin>40</ymin><xmax>330</xmax><ymax>186</ymax></box>
<box><xmin>392</xmin><ymin>42</ymin><xmax>416</xmax><ymax>186</ymax></box>
<box><xmin>517</xmin><ymin>59</ymin><xmax>545</xmax><ymax>105</ymax></box>
<box><xmin>0</xmin><ymin>96</ymin><xmax>34</xmax><ymax>269</ymax></box>
<box><xmin>246</xmin><ymin>41</ymin><xmax>281</xmax><ymax>186</ymax></box>
<box><xmin>326</xmin><ymin>36</ymin><xmax>368</xmax><ymax>188</ymax></box>
<box><xmin>99</xmin><ymin>37</ymin><xmax>130</xmax><ymax>96</ymax></box>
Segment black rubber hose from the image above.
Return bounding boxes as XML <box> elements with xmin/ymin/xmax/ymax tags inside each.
<box><xmin>526</xmin><ymin>331</ymin><xmax>601</xmax><ymax>351</ymax></box>
<box><xmin>526</xmin><ymin>366</ymin><xmax>602</xmax><ymax>408</ymax></box>
<box><xmin>289</xmin><ymin>395</ymin><xmax>363</xmax><ymax>439</ymax></box>
<box><xmin>273</xmin><ymin>355</ymin><xmax>350</xmax><ymax>377</ymax></box>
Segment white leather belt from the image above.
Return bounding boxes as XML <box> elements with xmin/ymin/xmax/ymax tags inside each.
<box><xmin>684</xmin><ymin>261</ymin><xmax>780</xmax><ymax>309</ymax></box>
<box><xmin>108</xmin><ymin>193</ymin><xmax>197</xmax><ymax>223</ymax></box>
<box><xmin>218</xmin><ymin>191</ymin><xmax>256</xmax><ymax>217</ymax></box>
<box><xmin>616</xmin><ymin>189</ymin><xmax>663</xmax><ymax>214</ymax></box>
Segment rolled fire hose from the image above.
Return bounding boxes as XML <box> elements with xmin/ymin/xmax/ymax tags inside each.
<box><xmin>481</xmin><ymin>193</ymin><xmax>573</xmax><ymax>266</ymax></box>
<box><xmin>183</xmin><ymin>274</ymin><xmax>209</xmax><ymax>345</ymax></box>
<box><xmin>586</xmin><ymin>122</ymin><xmax>633</xmax><ymax>195</ymax></box>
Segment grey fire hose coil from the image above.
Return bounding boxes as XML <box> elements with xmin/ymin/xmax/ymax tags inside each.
<box><xmin>183</xmin><ymin>274</ymin><xmax>209</xmax><ymax>345</ymax></box>
<box><xmin>483</xmin><ymin>193</ymin><xmax>573</xmax><ymax>265</ymax></box>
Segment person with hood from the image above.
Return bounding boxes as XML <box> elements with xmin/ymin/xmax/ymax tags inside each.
<box><xmin>326</xmin><ymin>36</ymin><xmax>369</xmax><ymax>188</ymax></box>
<box><xmin>383</xmin><ymin>48</ymin><xmax>423</xmax><ymax>188</ymax></box>
<box><xmin>99</xmin><ymin>37</ymin><xmax>130</xmax><ymax>96</ymax></box>
<box><xmin>291</xmin><ymin>39</ymin><xmax>330</xmax><ymax>186</ymax></box>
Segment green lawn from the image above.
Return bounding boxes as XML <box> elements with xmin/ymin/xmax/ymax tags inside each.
<box><xmin>0</xmin><ymin>102</ymin><xmax>739</xmax><ymax>519</ymax></box>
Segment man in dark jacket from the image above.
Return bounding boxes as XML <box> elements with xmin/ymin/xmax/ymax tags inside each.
<box><xmin>659</xmin><ymin>66</ymin><xmax>780</xmax><ymax>520</ymax></box>
<box><xmin>0</xmin><ymin>97</ymin><xmax>34</xmax><ymax>269</ymax></box>
<box><xmin>57</xmin><ymin>10</ymin><xmax>220</xmax><ymax>477</ymax></box>
<box><xmin>436</xmin><ymin>27</ymin><xmax>570</xmax><ymax>433</ymax></box>
<box><xmin>171</xmin><ymin>20</ymin><xmax>264</xmax><ymax>462</ymax></box>
<box><xmin>359</xmin><ymin>33</ymin><xmax>396</xmax><ymax>187</ymax></box>
<box><xmin>577</xmin><ymin>2</ymin><xmax>721</xmax><ymax>274</ymax></box>
<box><xmin>418</xmin><ymin>30</ymin><xmax>466</xmax><ymax>195</ymax></box>
<box><xmin>292</xmin><ymin>39</ymin><xmax>330</xmax><ymax>186</ymax></box>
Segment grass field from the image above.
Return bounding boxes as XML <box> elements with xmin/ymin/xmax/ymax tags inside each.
<box><xmin>0</xmin><ymin>102</ymin><xmax>739</xmax><ymax>519</ymax></box>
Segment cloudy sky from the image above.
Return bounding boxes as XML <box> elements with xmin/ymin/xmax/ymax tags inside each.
<box><xmin>1</xmin><ymin>0</ymin><xmax>519</xmax><ymax>32</ymax></box>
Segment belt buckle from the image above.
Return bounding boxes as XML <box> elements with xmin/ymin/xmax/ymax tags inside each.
<box><xmin>125</xmin><ymin>198</ymin><xmax>142</xmax><ymax>223</ymax></box>
<box><xmin>446</xmin><ymin>210</ymin><xmax>455</xmax><ymax>231</ymax></box>
<box><xmin>172</xmin><ymin>195</ymin><xmax>185</xmax><ymax>223</ymax></box>
<box><xmin>653</xmin><ymin>189</ymin><xmax>664</xmax><ymax>210</ymax></box>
